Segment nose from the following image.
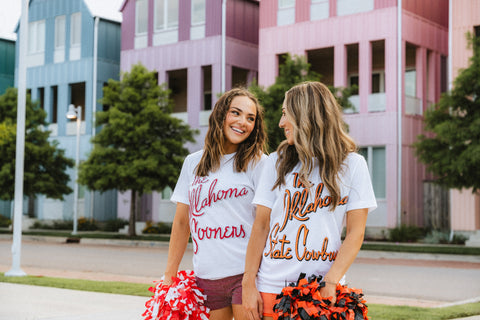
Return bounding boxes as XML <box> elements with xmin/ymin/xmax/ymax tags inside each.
<box><xmin>279</xmin><ymin>115</ymin><xmax>285</xmax><ymax>128</ymax></box>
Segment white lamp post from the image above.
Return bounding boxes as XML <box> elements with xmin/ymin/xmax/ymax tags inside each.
<box><xmin>66</xmin><ymin>104</ymin><xmax>81</xmax><ymax>235</ymax></box>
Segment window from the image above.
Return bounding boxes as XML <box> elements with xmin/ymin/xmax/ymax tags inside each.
<box><xmin>70</xmin><ymin>13</ymin><xmax>81</xmax><ymax>61</ymax></box>
<box><xmin>28</xmin><ymin>20</ymin><xmax>45</xmax><ymax>54</ymax></box>
<box><xmin>277</xmin><ymin>0</ymin><xmax>295</xmax><ymax>26</ymax></box>
<box><xmin>155</xmin><ymin>0</ymin><xmax>179</xmax><ymax>31</ymax></box>
<box><xmin>51</xmin><ymin>86</ymin><xmax>58</xmax><ymax>123</ymax></box>
<box><xmin>192</xmin><ymin>0</ymin><xmax>205</xmax><ymax>25</ymax></box>
<box><xmin>474</xmin><ymin>25</ymin><xmax>480</xmax><ymax>38</ymax></box>
<box><xmin>359</xmin><ymin>147</ymin><xmax>386</xmax><ymax>198</ymax></box>
<box><xmin>311</xmin><ymin>0</ymin><xmax>329</xmax><ymax>21</ymax></box>
<box><xmin>54</xmin><ymin>15</ymin><xmax>66</xmax><ymax>63</ymax></box>
<box><xmin>70</xmin><ymin>13</ymin><xmax>81</xmax><ymax>46</ymax></box>
<box><xmin>55</xmin><ymin>16</ymin><xmax>66</xmax><ymax>49</ymax></box>
<box><xmin>37</xmin><ymin>88</ymin><xmax>45</xmax><ymax>110</ymax></box>
<box><xmin>191</xmin><ymin>0</ymin><xmax>205</xmax><ymax>39</ymax></box>
<box><xmin>136</xmin><ymin>0</ymin><xmax>148</xmax><ymax>34</ymax></box>
<box><xmin>405</xmin><ymin>69</ymin><xmax>416</xmax><ymax>97</ymax></box>
<box><xmin>337</xmin><ymin>0</ymin><xmax>373</xmax><ymax>16</ymax></box>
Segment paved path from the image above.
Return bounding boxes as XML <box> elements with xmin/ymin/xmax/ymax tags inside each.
<box><xmin>1</xmin><ymin>236</ymin><xmax>480</xmax><ymax>319</ymax></box>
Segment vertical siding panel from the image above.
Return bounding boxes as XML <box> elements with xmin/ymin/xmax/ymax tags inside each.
<box><xmin>121</xmin><ymin>0</ymin><xmax>135</xmax><ymax>50</ymax></box>
<box><xmin>260</xmin><ymin>0</ymin><xmax>277</xmax><ymax>28</ymax></box>
<box><xmin>178</xmin><ymin>0</ymin><xmax>191</xmax><ymax>41</ymax></box>
<box><xmin>296</xmin><ymin>0</ymin><xmax>310</xmax><ymax>23</ymax></box>
<box><xmin>206</xmin><ymin>0</ymin><xmax>222</xmax><ymax>37</ymax></box>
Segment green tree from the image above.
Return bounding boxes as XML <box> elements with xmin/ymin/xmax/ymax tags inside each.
<box><xmin>414</xmin><ymin>33</ymin><xmax>480</xmax><ymax>191</ymax></box>
<box><xmin>249</xmin><ymin>54</ymin><xmax>355</xmax><ymax>151</ymax></box>
<box><xmin>78</xmin><ymin>64</ymin><xmax>197</xmax><ymax>236</ymax></box>
<box><xmin>0</xmin><ymin>88</ymin><xmax>74</xmax><ymax>204</ymax></box>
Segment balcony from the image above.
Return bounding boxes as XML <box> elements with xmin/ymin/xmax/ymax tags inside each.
<box><xmin>405</xmin><ymin>95</ymin><xmax>422</xmax><ymax>115</ymax></box>
<box><xmin>368</xmin><ymin>92</ymin><xmax>386</xmax><ymax>112</ymax></box>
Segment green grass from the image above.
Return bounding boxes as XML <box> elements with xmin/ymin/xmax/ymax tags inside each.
<box><xmin>1</xmin><ymin>273</ymin><xmax>479</xmax><ymax>319</ymax></box>
<box><xmin>361</xmin><ymin>242</ymin><xmax>480</xmax><ymax>255</ymax></box>
<box><xmin>368</xmin><ymin>302</ymin><xmax>480</xmax><ymax>320</ymax></box>
<box><xmin>0</xmin><ymin>273</ymin><xmax>151</xmax><ymax>297</ymax></box>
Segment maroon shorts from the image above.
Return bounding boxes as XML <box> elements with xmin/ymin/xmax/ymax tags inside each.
<box><xmin>195</xmin><ymin>273</ymin><xmax>243</xmax><ymax>310</ymax></box>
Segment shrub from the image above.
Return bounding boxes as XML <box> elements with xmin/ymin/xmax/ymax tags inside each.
<box><xmin>78</xmin><ymin>218</ymin><xmax>98</xmax><ymax>231</ymax></box>
<box><xmin>0</xmin><ymin>215</ymin><xmax>11</xmax><ymax>228</ymax></box>
<box><xmin>101</xmin><ymin>218</ymin><xmax>129</xmax><ymax>232</ymax></box>
<box><xmin>142</xmin><ymin>221</ymin><xmax>172</xmax><ymax>234</ymax></box>
<box><xmin>389</xmin><ymin>225</ymin><xmax>427</xmax><ymax>243</ymax></box>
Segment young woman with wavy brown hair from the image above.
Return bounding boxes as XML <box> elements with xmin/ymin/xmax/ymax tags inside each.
<box><xmin>164</xmin><ymin>87</ymin><xmax>267</xmax><ymax>320</ymax></box>
<box><xmin>242</xmin><ymin>81</ymin><xmax>377</xmax><ymax>320</ymax></box>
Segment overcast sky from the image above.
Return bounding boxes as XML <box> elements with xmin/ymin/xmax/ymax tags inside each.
<box><xmin>0</xmin><ymin>0</ymin><xmax>21</xmax><ymax>40</ymax></box>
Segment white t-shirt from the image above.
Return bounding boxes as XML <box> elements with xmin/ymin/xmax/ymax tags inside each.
<box><xmin>253</xmin><ymin>152</ymin><xmax>377</xmax><ymax>294</ymax></box>
<box><xmin>171</xmin><ymin>150</ymin><xmax>266</xmax><ymax>280</ymax></box>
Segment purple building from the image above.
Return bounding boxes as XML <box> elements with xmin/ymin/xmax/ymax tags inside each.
<box><xmin>119</xmin><ymin>0</ymin><xmax>260</xmax><ymax>225</ymax></box>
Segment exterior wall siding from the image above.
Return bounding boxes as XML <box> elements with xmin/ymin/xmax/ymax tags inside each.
<box><xmin>119</xmin><ymin>0</ymin><xmax>259</xmax><ymax>222</ymax></box>
<box><xmin>449</xmin><ymin>0</ymin><xmax>480</xmax><ymax>231</ymax></box>
<box><xmin>258</xmin><ymin>1</ymin><xmax>449</xmax><ymax>230</ymax></box>
<box><xmin>0</xmin><ymin>38</ymin><xmax>15</xmax><ymax>94</ymax></box>
<box><xmin>14</xmin><ymin>0</ymin><xmax>120</xmax><ymax>222</ymax></box>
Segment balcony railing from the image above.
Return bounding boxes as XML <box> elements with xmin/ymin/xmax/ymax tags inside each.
<box><xmin>368</xmin><ymin>92</ymin><xmax>386</xmax><ymax>112</ymax></box>
<box><xmin>345</xmin><ymin>95</ymin><xmax>359</xmax><ymax>113</ymax></box>
<box><xmin>405</xmin><ymin>95</ymin><xmax>422</xmax><ymax>115</ymax></box>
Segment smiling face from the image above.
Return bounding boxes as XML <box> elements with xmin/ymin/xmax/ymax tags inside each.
<box><xmin>279</xmin><ymin>103</ymin><xmax>294</xmax><ymax>145</ymax></box>
<box><xmin>222</xmin><ymin>95</ymin><xmax>257</xmax><ymax>154</ymax></box>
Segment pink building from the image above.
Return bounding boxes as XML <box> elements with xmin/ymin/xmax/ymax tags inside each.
<box><xmin>257</xmin><ymin>0</ymin><xmax>448</xmax><ymax>235</ymax></box>
<box><xmin>118</xmin><ymin>0</ymin><xmax>260</xmax><ymax>223</ymax></box>
<box><xmin>449</xmin><ymin>0</ymin><xmax>480</xmax><ymax>238</ymax></box>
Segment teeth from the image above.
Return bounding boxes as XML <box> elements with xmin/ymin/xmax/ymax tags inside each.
<box><xmin>232</xmin><ymin>127</ymin><xmax>244</xmax><ymax>134</ymax></box>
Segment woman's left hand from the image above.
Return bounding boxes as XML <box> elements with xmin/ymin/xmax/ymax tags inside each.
<box><xmin>320</xmin><ymin>282</ymin><xmax>337</xmax><ymax>305</ymax></box>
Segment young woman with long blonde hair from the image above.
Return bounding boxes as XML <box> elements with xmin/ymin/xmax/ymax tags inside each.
<box><xmin>164</xmin><ymin>88</ymin><xmax>267</xmax><ymax>320</ymax></box>
<box><xmin>242</xmin><ymin>81</ymin><xmax>377</xmax><ymax>320</ymax></box>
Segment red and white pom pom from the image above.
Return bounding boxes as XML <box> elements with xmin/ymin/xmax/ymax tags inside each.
<box><xmin>143</xmin><ymin>270</ymin><xmax>210</xmax><ymax>320</ymax></box>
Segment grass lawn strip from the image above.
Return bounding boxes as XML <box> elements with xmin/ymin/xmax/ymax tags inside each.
<box><xmin>1</xmin><ymin>273</ymin><xmax>480</xmax><ymax>320</ymax></box>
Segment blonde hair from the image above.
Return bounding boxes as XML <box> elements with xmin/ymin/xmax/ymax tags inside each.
<box><xmin>196</xmin><ymin>88</ymin><xmax>267</xmax><ymax>176</ymax></box>
<box><xmin>274</xmin><ymin>81</ymin><xmax>356</xmax><ymax>211</ymax></box>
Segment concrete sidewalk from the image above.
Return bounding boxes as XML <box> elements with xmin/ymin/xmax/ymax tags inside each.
<box><xmin>1</xmin><ymin>282</ymin><xmax>480</xmax><ymax>320</ymax></box>
<box><xmin>0</xmin><ymin>282</ymin><xmax>146</xmax><ymax>320</ymax></box>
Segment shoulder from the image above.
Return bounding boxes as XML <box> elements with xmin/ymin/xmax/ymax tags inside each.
<box><xmin>181</xmin><ymin>150</ymin><xmax>204</xmax><ymax>170</ymax></box>
<box><xmin>345</xmin><ymin>152</ymin><xmax>365</xmax><ymax>165</ymax></box>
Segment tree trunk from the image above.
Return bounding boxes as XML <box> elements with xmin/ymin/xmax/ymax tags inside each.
<box><xmin>128</xmin><ymin>190</ymin><xmax>137</xmax><ymax>237</ymax></box>
<box><xmin>28</xmin><ymin>196</ymin><xmax>35</xmax><ymax>218</ymax></box>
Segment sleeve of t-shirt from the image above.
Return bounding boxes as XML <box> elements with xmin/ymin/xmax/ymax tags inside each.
<box><xmin>251</xmin><ymin>154</ymin><xmax>268</xmax><ymax>190</ymax></box>
<box><xmin>170</xmin><ymin>155</ymin><xmax>192</xmax><ymax>205</ymax></box>
<box><xmin>346</xmin><ymin>154</ymin><xmax>377</xmax><ymax>213</ymax></box>
<box><xmin>252</xmin><ymin>153</ymin><xmax>278</xmax><ymax>209</ymax></box>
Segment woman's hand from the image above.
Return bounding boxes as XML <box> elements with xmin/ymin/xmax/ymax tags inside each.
<box><xmin>242</xmin><ymin>282</ymin><xmax>263</xmax><ymax>320</ymax></box>
<box><xmin>320</xmin><ymin>282</ymin><xmax>337</xmax><ymax>305</ymax></box>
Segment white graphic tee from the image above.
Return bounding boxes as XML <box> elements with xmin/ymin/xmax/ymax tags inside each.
<box><xmin>172</xmin><ymin>150</ymin><xmax>266</xmax><ymax>279</ymax></box>
<box><xmin>253</xmin><ymin>152</ymin><xmax>377</xmax><ymax>294</ymax></box>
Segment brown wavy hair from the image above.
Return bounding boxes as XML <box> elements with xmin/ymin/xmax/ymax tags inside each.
<box><xmin>274</xmin><ymin>81</ymin><xmax>357</xmax><ymax>211</ymax></box>
<box><xmin>196</xmin><ymin>88</ymin><xmax>267</xmax><ymax>176</ymax></box>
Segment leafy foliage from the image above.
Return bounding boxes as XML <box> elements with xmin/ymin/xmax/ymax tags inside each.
<box><xmin>78</xmin><ymin>64</ymin><xmax>197</xmax><ymax>236</ymax></box>
<box><xmin>414</xmin><ymin>33</ymin><xmax>480</xmax><ymax>191</ymax></box>
<box><xmin>0</xmin><ymin>88</ymin><xmax>74</xmax><ymax>201</ymax></box>
<box><xmin>249</xmin><ymin>54</ymin><xmax>355</xmax><ymax>152</ymax></box>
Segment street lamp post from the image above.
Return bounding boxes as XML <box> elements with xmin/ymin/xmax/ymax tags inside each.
<box><xmin>66</xmin><ymin>104</ymin><xmax>81</xmax><ymax>235</ymax></box>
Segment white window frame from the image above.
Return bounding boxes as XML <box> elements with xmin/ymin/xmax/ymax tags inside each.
<box><xmin>70</xmin><ymin>12</ymin><xmax>81</xmax><ymax>61</ymax></box>
<box><xmin>28</xmin><ymin>20</ymin><xmax>45</xmax><ymax>54</ymax></box>
<box><xmin>135</xmin><ymin>0</ymin><xmax>148</xmax><ymax>35</ymax></box>
<box><xmin>154</xmin><ymin>0</ymin><xmax>179</xmax><ymax>31</ymax></box>
<box><xmin>54</xmin><ymin>15</ymin><xmax>66</xmax><ymax>63</ymax></box>
<box><xmin>310</xmin><ymin>0</ymin><xmax>329</xmax><ymax>21</ymax></box>
<box><xmin>27</xmin><ymin>20</ymin><xmax>45</xmax><ymax>67</ymax></box>
<box><xmin>153</xmin><ymin>0</ymin><xmax>179</xmax><ymax>46</ymax></box>
<box><xmin>191</xmin><ymin>0</ymin><xmax>205</xmax><ymax>40</ymax></box>
<box><xmin>337</xmin><ymin>0</ymin><xmax>374</xmax><ymax>16</ymax></box>
<box><xmin>277</xmin><ymin>0</ymin><xmax>295</xmax><ymax>26</ymax></box>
